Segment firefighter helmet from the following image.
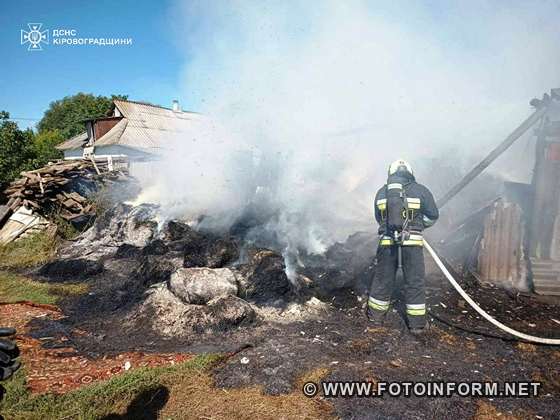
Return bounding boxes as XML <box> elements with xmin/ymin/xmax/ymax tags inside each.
<box><xmin>388</xmin><ymin>159</ymin><xmax>414</xmax><ymax>178</ymax></box>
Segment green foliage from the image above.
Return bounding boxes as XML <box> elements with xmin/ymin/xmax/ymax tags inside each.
<box><xmin>37</xmin><ymin>92</ymin><xmax>127</xmax><ymax>140</ymax></box>
<box><xmin>52</xmin><ymin>215</ymin><xmax>83</xmax><ymax>240</ymax></box>
<box><xmin>32</xmin><ymin>129</ymin><xmax>64</xmax><ymax>166</ymax></box>
<box><xmin>0</xmin><ymin>112</ymin><xmax>36</xmax><ymax>189</ymax></box>
<box><xmin>0</xmin><ymin>271</ymin><xmax>87</xmax><ymax>305</ymax></box>
<box><xmin>90</xmin><ymin>185</ymin><xmax>113</xmax><ymax>217</ymax></box>
<box><xmin>0</xmin><ymin>355</ymin><xmax>220</xmax><ymax>420</ymax></box>
<box><xmin>0</xmin><ymin>92</ymin><xmax>126</xmax><ymax>190</ymax></box>
<box><xmin>0</xmin><ymin>231</ymin><xmax>57</xmax><ymax>269</ymax></box>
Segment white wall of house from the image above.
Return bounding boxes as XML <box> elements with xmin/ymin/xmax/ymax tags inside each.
<box><xmin>63</xmin><ymin>149</ymin><xmax>84</xmax><ymax>159</ymax></box>
<box><xmin>94</xmin><ymin>145</ymin><xmax>154</xmax><ymax>159</ymax></box>
<box><xmin>64</xmin><ymin>145</ymin><xmax>154</xmax><ymax>160</ymax></box>
<box><xmin>63</xmin><ymin>145</ymin><xmax>158</xmax><ymax>178</ymax></box>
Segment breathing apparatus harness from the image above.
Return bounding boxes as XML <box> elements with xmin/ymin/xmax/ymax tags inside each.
<box><xmin>384</xmin><ymin>181</ymin><xmax>415</xmax><ymax>268</ymax></box>
<box><xmin>386</xmin><ymin>184</ymin><xmax>410</xmax><ymax>241</ymax></box>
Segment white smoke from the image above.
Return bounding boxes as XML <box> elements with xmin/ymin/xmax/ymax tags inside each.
<box><xmin>139</xmin><ymin>0</ymin><xmax>560</xmax><ymax>262</ymax></box>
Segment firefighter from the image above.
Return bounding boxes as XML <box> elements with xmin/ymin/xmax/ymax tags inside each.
<box><xmin>0</xmin><ymin>327</ymin><xmax>20</xmax><ymax>403</ymax></box>
<box><xmin>367</xmin><ymin>159</ymin><xmax>439</xmax><ymax>334</ymax></box>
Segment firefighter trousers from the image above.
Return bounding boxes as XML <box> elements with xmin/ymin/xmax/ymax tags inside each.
<box><xmin>367</xmin><ymin>244</ymin><xmax>426</xmax><ymax>329</ymax></box>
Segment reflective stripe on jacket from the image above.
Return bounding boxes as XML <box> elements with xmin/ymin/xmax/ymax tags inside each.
<box><xmin>378</xmin><ymin>233</ymin><xmax>424</xmax><ymax>247</ymax></box>
<box><xmin>374</xmin><ymin>176</ymin><xmax>439</xmax><ymax>235</ymax></box>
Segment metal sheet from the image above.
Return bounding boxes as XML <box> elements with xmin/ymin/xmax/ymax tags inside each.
<box><xmin>530</xmin><ymin>142</ymin><xmax>560</xmax><ymax>259</ymax></box>
<box><xmin>94</xmin><ymin>117</ymin><xmax>122</xmax><ymax>140</ymax></box>
<box><xmin>532</xmin><ymin>259</ymin><xmax>560</xmax><ymax>295</ymax></box>
<box><xmin>477</xmin><ymin>200</ymin><xmax>528</xmax><ymax>291</ymax></box>
<box><xmin>93</xmin><ymin>119</ymin><xmax>128</xmax><ymax>147</ymax></box>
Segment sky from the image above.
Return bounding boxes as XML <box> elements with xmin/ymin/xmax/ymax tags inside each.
<box><xmin>2</xmin><ymin>0</ymin><xmax>558</xmax><ymax>134</ymax></box>
<box><xmin>0</xmin><ymin>0</ymin><xmax>185</xmax><ymax>129</ymax></box>
<box><xmin>2</xmin><ymin>0</ymin><xmax>558</xmax><ymax>133</ymax></box>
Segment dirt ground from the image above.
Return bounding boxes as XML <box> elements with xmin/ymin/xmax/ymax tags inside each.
<box><xmin>0</xmin><ymin>302</ymin><xmax>191</xmax><ymax>394</ymax></box>
<box><xmin>4</xmin><ymin>250</ymin><xmax>560</xmax><ymax>419</ymax></box>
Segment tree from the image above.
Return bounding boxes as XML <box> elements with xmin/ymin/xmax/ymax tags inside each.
<box><xmin>0</xmin><ymin>92</ymin><xmax>128</xmax><ymax>192</ymax></box>
<box><xmin>32</xmin><ymin>129</ymin><xmax>64</xmax><ymax>166</ymax></box>
<box><xmin>0</xmin><ymin>112</ymin><xmax>36</xmax><ymax>189</ymax></box>
<box><xmin>37</xmin><ymin>93</ymin><xmax>127</xmax><ymax>140</ymax></box>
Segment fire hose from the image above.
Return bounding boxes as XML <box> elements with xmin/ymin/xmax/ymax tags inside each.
<box><xmin>423</xmin><ymin>239</ymin><xmax>560</xmax><ymax>345</ymax></box>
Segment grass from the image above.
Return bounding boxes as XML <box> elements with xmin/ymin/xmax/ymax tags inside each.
<box><xmin>0</xmin><ymin>355</ymin><xmax>334</xmax><ymax>420</ymax></box>
<box><xmin>0</xmin><ymin>271</ymin><xmax>87</xmax><ymax>305</ymax></box>
<box><xmin>0</xmin><ymin>231</ymin><xmax>57</xmax><ymax>270</ymax></box>
<box><xmin>0</xmin><ymin>355</ymin><xmax>220</xmax><ymax>420</ymax></box>
<box><xmin>53</xmin><ymin>215</ymin><xmax>81</xmax><ymax>240</ymax></box>
<box><xmin>161</xmin><ymin>365</ymin><xmax>334</xmax><ymax>420</ymax></box>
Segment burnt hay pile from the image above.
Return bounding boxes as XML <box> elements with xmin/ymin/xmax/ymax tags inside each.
<box><xmin>36</xmin><ymin>203</ymin><xmax>375</xmax><ymax>342</ymax></box>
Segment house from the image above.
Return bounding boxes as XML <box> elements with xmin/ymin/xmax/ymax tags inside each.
<box><xmin>56</xmin><ymin>99</ymin><xmax>204</xmax><ymax>176</ymax></box>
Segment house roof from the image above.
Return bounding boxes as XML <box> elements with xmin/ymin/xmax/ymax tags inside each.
<box><xmin>113</xmin><ymin>99</ymin><xmax>200</xmax><ymax>121</ymax></box>
<box><xmin>56</xmin><ymin>99</ymin><xmax>204</xmax><ymax>153</ymax></box>
<box><xmin>92</xmin><ymin>118</ymin><xmax>128</xmax><ymax>147</ymax></box>
<box><xmin>56</xmin><ymin>131</ymin><xmax>89</xmax><ymax>151</ymax></box>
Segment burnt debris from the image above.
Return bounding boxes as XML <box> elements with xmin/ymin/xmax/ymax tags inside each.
<box><xmin>35</xmin><ymin>203</ymin><xmax>374</xmax><ymax>348</ymax></box>
<box><xmin>238</xmin><ymin>249</ymin><xmax>293</xmax><ymax>304</ymax></box>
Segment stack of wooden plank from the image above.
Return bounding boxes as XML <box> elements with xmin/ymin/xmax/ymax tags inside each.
<box><xmin>0</xmin><ymin>159</ymin><xmax>125</xmax><ymax>227</ymax></box>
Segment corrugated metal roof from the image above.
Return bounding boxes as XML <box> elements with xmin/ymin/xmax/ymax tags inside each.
<box><xmin>56</xmin><ymin>131</ymin><xmax>88</xmax><ymax>151</ymax></box>
<box><xmin>98</xmin><ymin>101</ymin><xmax>206</xmax><ymax>152</ymax></box>
<box><xmin>59</xmin><ymin>100</ymin><xmax>205</xmax><ymax>152</ymax></box>
<box><xmin>113</xmin><ymin>99</ymin><xmax>200</xmax><ymax>122</ymax></box>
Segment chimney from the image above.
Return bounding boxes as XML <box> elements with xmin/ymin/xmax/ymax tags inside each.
<box><xmin>172</xmin><ymin>99</ymin><xmax>180</xmax><ymax>112</ymax></box>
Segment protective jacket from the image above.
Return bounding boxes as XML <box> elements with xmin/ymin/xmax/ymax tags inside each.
<box><xmin>373</xmin><ymin>174</ymin><xmax>439</xmax><ymax>245</ymax></box>
<box><xmin>368</xmin><ymin>173</ymin><xmax>439</xmax><ymax>329</ymax></box>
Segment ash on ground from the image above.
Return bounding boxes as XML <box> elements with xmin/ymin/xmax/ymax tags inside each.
<box><xmin>29</xmin><ymin>203</ymin><xmax>560</xmax><ymax>419</ymax></box>
<box><xmin>35</xmin><ymin>203</ymin><xmax>369</xmax><ymax>352</ymax></box>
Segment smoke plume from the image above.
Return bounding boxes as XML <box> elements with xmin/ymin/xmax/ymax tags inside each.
<box><xmin>137</xmin><ymin>0</ymin><xmax>560</xmax><ymax>270</ymax></box>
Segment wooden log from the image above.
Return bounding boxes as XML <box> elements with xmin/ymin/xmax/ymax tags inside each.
<box><xmin>90</xmin><ymin>157</ymin><xmax>101</xmax><ymax>175</ymax></box>
<box><xmin>59</xmin><ymin>211</ymin><xmax>76</xmax><ymax>221</ymax></box>
<box><xmin>37</xmin><ymin>173</ymin><xmax>44</xmax><ymax>195</ymax></box>
<box><xmin>25</xmin><ymin>200</ymin><xmax>40</xmax><ymax>209</ymax></box>
<box><xmin>437</xmin><ymin>106</ymin><xmax>547</xmax><ymax>208</ymax></box>
<box><xmin>0</xmin><ymin>205</ymin><xmax>12</xmax><ymax>227</ymax></box>
<box><xmin>62</xmin><ymin>198</ymin><xmax>79</xmax><ymax>208</ymax></box>
<box><xmin>10</xmin><ymin>198</ymin><xmax>21</xmax><ymax>210</ymax></box>
<box><xmin>68</xmin><ymin>192</ymin><xmax>86</xmax><ymax>203</ymax></box>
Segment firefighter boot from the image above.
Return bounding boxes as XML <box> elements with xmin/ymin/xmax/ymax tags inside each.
<box><xmin>366</xmin><ymin>296</ymin><xmax>390</xmax><ymax>325</ymax></box>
